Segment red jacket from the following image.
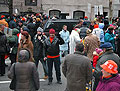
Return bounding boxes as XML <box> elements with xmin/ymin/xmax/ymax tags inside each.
<box><xmin>93</xmin><ymin>55</ymin><xmax>99</xmax><ymax>68</ymax></box>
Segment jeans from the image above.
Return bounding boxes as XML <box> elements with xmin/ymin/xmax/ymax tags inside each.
<box><xmin>34</xmin><ymin>57</ymin><xmax>48</xmax><ymax>76</ymax></box>
<box><xmin>60</xmin><ymin>50</ymin><xmax>68</xmax><ymax>61</ymax></box>
<box><xmin>47</xmin><ymin>57</ymin><xmax>61</xmax><ymax>82</ymax></box>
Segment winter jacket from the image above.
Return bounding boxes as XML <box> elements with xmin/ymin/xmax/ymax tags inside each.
<box><xmin>27</xmin><ymin>23</ymin><xmax>36</xmax><ymax>41</ymax></box>
<box><xmin>93</xmin><ymin>55</ymin><xmax>99</xmax><ymax>68</ymax></box>
<box><xmin>104</xmin><ymin>30</ymin><xmax>115</xmax><ymax>51</ymax></box>
<box><xmin>8</xmin><ymin>28</ymin><xmax>19</xmax><ymax>54</ymax></box>
<box><xmin>62</xmin><ymin>51</ymin><xmax>92</xmax><ymax>91</ymax></box>
<box><xmin>44</xmin><ymin>36</ymin><xmax>64</xmax><ymax>57</ymax></box>
<box><xmin>69</xmin><ymin>30</ymin><xmax>81</xmax><ymax>54</ymax></box>
<box><xmin>92</xmin><ymin>28</ymin><xmax>104</xmax><ymax>43</ymax></box>
<box><xmin>33</xmin><ymin>34</ymin><xmax>46</xmax><ymax>58</ymax></box>
<box><xmin>35</xmin><ymin>21</ymin><xmax>42</xmax><ymax>29</ymax></box>
<box><xmin>84</xmin><ymin>34</ymin><xmax>100</xmax><ymax>61</ymax></box>
<box><xmin>8</xmin><ymin>62</ymin><xmax>39</xmax><ymax>91</ymax></box>
<box><xmin>0</xmin><ymin>31</ymin><xmax>7</xmax><ymax>55</ymax></box>
<box><xmin>4</xmin><ymin>27</ymin><xmax>12</xmax><ymax>37</ymax></box>
<box><xmin>17</xmin><ymin>35</ymin><xmax>34</xmax><ymax>62</ymax></box>
<box><xmin>96</xmin><ymin>74</ymin><xmax>120</xmax><ymax>91</ymax></box>
<box><xmin>59</xmin><ymin>30</ymin><xmax>70</xmax><ymax>51</ymax></box>
<box><xmin>80</xmin><ymin>26</ymin><xmax>89</xmax><ymax>39</ymax></box>
<box><xmin>93</xmin><ymin>50</ymin><xmax>120</xmax><ymax>81</ymax></box>
<box><xmin>9</xmin><ymin>20</ymin><xmax>17</xmax><ymax>29</ymax></box>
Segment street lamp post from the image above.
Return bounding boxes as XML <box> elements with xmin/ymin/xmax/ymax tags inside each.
<box><xmin>109</xmin><ymin>0</ymin><xmax>112</xmax><ymax>21</ymax></box>
<box><xmin>40</xmin><ymin>0</ymin><xmax>44</xmax><ymax>14</ymax></box>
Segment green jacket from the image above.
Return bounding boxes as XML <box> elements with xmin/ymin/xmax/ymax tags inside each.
<box><xmin>7</xmin><ymin>28</ymin><xmax>19</xmax><ymax>54</ymax></box>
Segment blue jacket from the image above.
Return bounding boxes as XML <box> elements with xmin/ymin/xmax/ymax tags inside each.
<box><xmin>104</xmin><ymin>30</ymin><xmax>115</xmax><ymax>51</ymax></box>
<box><xmin>59</xmin><ymin>30</ymin><xmax>70</xmax><ymax>51</ymax></box>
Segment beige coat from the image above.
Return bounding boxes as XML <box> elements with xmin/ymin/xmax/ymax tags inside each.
<box><xmin>84</xmin><ymin>34</ymin><xmax>100</xmax><ymax>61</ymax></box>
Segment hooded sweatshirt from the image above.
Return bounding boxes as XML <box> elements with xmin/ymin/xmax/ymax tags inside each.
<box><xmin>96</xmin><ymin>74</ymin><xmax>120</xmax><ymax>91</ymax></box>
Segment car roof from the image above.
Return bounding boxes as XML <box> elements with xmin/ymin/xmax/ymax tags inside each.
<box><xmin>47</xmin><ymin>19</ymin><xmax>79</xmax><ymax>22</ymax></box>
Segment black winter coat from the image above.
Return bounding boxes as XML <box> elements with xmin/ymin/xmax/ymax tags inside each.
<box><xmin>0</xmin><ymin>31</ymin><xmax>7</xmax><ymax>55</ymax></box>
<box><xmin>44</xmin><ymin>36</ymin><xmax>64</xmax><ymax>57</ymax></box>
<box><xmin>33</xmin><ymin>34</ymin><xmax>46</xmax><ymax>58</ymax></box>
<box><xmin>27</xmin><ymin>23</ymin><xmax>36</xmax><ymax>41</ymax></box>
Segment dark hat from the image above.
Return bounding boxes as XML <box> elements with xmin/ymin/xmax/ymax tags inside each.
<box><xmin>49</xmin><ymin>28</ymin><xmax>55</xmax><ymax>34</ymax></box>
<box><xmin>18</xmin><ymin>20</ymin><xmax>23</xmax><ymax>23</ymax></box>
<box><xmin>100</xmin><ymin>42</ymin><xmax>113</xmax><ymax>48</ymax></box>
<box><xmin>22</xmin><ymin>27</ymin><xmax>30</xmax><ymax>32</ymax></box>
<box><xmin>108</xmin><ymin>26</ymin><xmax>114</xmax><ymax>30</ymax></box>
<box><xmin>83</xmin><ymin>22</ymin><xmax>87</xmax><ymax>25</ymax></box>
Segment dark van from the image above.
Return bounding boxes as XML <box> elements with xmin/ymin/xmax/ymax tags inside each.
<box><xmin>43</xmin><ymin>19</ymin><xmax>79</xmax><ymax>36</ymax></box>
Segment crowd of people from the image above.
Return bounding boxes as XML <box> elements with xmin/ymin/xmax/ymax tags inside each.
<box><xmin>0</xmin><ymin>13</ymin><xmax>120</xmax><ymax>91</ymax></box>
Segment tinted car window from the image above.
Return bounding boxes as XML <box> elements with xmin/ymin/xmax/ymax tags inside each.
<box><xmin>44</xmin><ymin>19</ymin><xmax>79</xmax><ymax>36</ymax></box>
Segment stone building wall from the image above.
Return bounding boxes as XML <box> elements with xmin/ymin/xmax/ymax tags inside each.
<box><xmin>1</xmin><ymin>0</ymin><xmax>119</xmax><ymax>19</ymax></box>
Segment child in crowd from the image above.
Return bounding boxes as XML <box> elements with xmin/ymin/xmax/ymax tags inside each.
<box><xmin>93</xmin><ymin>48</ymin><xmax>103</xmax><ymax>68</ymax></box>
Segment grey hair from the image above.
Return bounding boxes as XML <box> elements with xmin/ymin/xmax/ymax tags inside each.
<box><xmin>18</xmin><ymin>49</ymin><xmax>30</xmax><ymax>62</ymax></box>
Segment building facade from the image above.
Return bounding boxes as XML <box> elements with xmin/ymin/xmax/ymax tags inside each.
<box><xmin>0</xmin><ymin>0</ymin><xmax>119</xmax><ymax>20</ymax></box>
<box><xmin>113</xmin><ymin>0</ymin><xmax>120</xmax><ymax>18</ymax></box>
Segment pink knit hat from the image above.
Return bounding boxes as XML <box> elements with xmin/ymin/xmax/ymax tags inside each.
<box><xmin>96</xmin><ymin>48</ymin><xmax>103</xmax><ymax>54</ymax></box>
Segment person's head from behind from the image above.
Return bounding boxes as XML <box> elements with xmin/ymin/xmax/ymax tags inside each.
<box><xmin>100</xmin><ymin>42</ymin><xmax>113</xmax><ymax>53</ymax></box>
<box><xmin>79</xmin><ymin>19</ymin><xmax>83</xmax><ymax>25</ymax></box>
<box><xmin>18</xmin><ymin>48</ymin><xmax>31</xmax><ymax>62</ymax></box>
<box><xmin>100</xmin><ymin>60</ymin><xmax>118</xmax><ymax>77</ymax></box>
<box><xmin>83</xmin><ymin>22</ymin><xmax>87</xmax><ymax>26</ymax></box>
<box><xmin>86</xmin><ymin>29</ymin><xmax>92</xmax><ymax>36</ymax></box>
<box><xmin>75</xmin><ymin>43</ymin><xmax>84</xmax><ymax>53</ymax></box>
<box><xmin>108</xmin><ymin>26</ymin><xmax>114</xmax><ymax>34</ymax></box>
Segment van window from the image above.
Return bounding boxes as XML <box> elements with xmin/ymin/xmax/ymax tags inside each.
<box><xmin>44</xmin><ymin>21</ymin><xmax>78</xmax><ymax>33</ymax></box>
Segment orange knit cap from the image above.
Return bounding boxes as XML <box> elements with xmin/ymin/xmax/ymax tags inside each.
<box><xmin>100</xmin><ymin>60</ymin><xmax>118</xmax><ymax>74</ymax></box>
